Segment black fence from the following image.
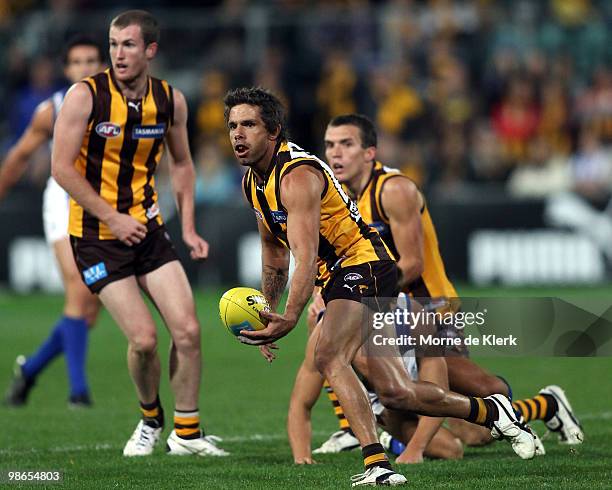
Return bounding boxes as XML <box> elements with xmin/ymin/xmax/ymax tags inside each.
<box><xmin>0</xmin><ymin>186</ymin><xmax>606</xmax><ymax>292</ymax></box>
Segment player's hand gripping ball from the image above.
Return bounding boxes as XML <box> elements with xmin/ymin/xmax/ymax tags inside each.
<box><xmin>219</xmin><ymin>287</ymin><xmax>271</xmax><ymax>337</ymax></box>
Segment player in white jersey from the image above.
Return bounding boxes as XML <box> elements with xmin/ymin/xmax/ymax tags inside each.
<box><xmin>1</xmin><ymin>36</ymin><xmax>105</xmax><ymax>407</ymax></box>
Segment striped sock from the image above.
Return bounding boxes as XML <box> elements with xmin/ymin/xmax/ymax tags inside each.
<box><xmin>140</xmin><ymin>396</ymin><xmax>164</xmax><ymax>428</ymax></box>
<box><xmin>466</xmin><ymin>397</ymin><xmax>498</xmax><ymax>427</ymax></box>
<box><xmin>324</xmin><ymin>380</ymin><xmax>351</xmax><ymax>432</ymax></box>
<box><xmin>362</xmin><ymin>442</ymin><xmax>391</xmax><ymax>470</ymax></box>
<box><xmin>174</xmin><ymin>409</ymin><xmax>201</xmax><ymax>440</ymax></box>
<box><xmin>513</xmin><ymin>394</ymin><xmax>558</xmax><ymax>422</ymax></box>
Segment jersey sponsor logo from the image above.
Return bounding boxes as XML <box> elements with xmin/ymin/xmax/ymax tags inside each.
<box><xmin>146</xmin><ymin>203</ymin><xmax>160</xmax><ymax>219</ymax></box>
<box><xmin>253</xmin><ymin>209</ymin><xmax>264</xmax><ymax>221</ymax></box>
<box><xmin>95</xmin><ymin>122</ymin><xmax>121</xmax><ymax>138</ymax></box>
<box><xmin>270</xmin><ymin>210</ymin><xmax>288</xmax><ymax>224</ymax></box>
<box><xmin>132</xmin><ymin>123</ymin><xmax>166</xmax><ymax>139</ymax></box>
<box><xmin>343</xmin><ymin>283</ymin><xmax>357</xmax><ymax>292</ymax></box>
<box><xmin>83</xmin><ymin>262</ymin><xmax>108</xmax><ymax>286</ymax></box>
<box><xmin>344</xmin><ymin>272</ymin><xmax>364</xmax><ymax>281</ymax></box>
<box><xmin>128</xmin><ymin>101</ymin><xmax>141</xmax><ymax>112</ymax></box>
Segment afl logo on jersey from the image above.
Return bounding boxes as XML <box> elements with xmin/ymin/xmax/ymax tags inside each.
<box><xmin>95</xmin><ymin>122</ymin><xmax>121</xmax><ymax>138</ymax></box>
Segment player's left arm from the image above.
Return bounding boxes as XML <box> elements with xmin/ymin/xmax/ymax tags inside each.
<box><xmin>380</xmin><ymin>176</ymin><xmax>424</xmax><ymax>289</ymax></box>
<box><xmin>165</xmin><ymin>87</ymin><xmax>208</xmax><ymax>260</ymax></box>
<box><xmin>240</xmin><ymin>165</ymin><xmax>322</xmax><ymax>344</ymax></box>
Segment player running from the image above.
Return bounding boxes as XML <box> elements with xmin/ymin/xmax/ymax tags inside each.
<box><xmin>51</xmin><ymin>10</ymin><xmax>226</xmax><ymax>457</ymax></box>
<box><xmin>2</xmin><ymin>36</ymin><xmax>105</xmax><ymax>408</ymax></box>
<box><xmin>225</xmin><ymin>88</ymin><xmax>536</xmax><ymax>487</ymax></box>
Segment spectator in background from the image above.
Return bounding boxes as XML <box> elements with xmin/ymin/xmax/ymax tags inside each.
<box><xmin>507</xmin><ymin>134</ymin><xmax>572</xmax><ymax>197</ymax></box>
<box><xmin>468</xmin><ymin>120</ymin><xmax>508</xmax><ymax>182</ymax></box>
<box><xmin>492</xmin><ymin>76</ymin><xmax>540</xmax><ymax>165</ymax></box>
<box><xmin>571</xmin><ymin>125</ymin><xmax>612</xmax><ymax>205</ymax></box>
<box><xmin>194</xmin><ymin>68</ymin><xmax>241</xmax><ymax>205</ymax></box>
<box><xmin>9</xmin><ymin>56</ymin><xmax>57</xmax><ymax>145</ymax></box>
<box><xmin>369</xmin><ymin>61</ymin><xmax>425</xmax><ymax>138</ymax></box>
<box><xmin>538</xmin><ymin>78</ymin><xmax>572</xmax><ymax>156</ymax></box>
<box><xmin>576</xmin><ymin>66</ymin><xmax>612</xmax><ymax>143</ymax></box>
<box><xmin>315</xmin><ymin>49</ymin><xmax>357</xmax><ymax>130</ymax></box>
<box><xmin>195</xmin><ymin>69</ymin><xmax>230</xmax><ymax>152</ymax></box>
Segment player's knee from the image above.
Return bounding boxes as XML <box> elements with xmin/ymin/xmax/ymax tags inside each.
<box><xmin>172</xmin><ymin>318</ymin><xmax>201</xmax><ymax>352</ymax></box>
<box><xmin>376</xmin><ymin>382</ymin><xmax>417</xmax><ymax>412</ymax></box>
<box><xmin>130</xmin><ymin>334</ymin><xmax>158</xmax><ymax>357</ymax></box>
<box><xmin>471</xmin><ymin>375</ymin><xmax>508</xmax><ymax>398</ymax></box>
<box><xmin>462</xmin><ymin>428</ymin><xmax>493</xmax><ymax>447</ymax></box>
<box><xmin>446</xmin><ymin>438</ymin><xmax>464</xmax><ymax>459</ymax></box>
<box><xmin>313</xmin><ymin>344</ymin><xmax>347</xmax><ymax>377</ymax></box>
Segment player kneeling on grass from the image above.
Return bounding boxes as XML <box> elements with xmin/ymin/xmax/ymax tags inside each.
<box><xmin>52</xmin><ymin>10</ymin><xmax>226</xmax><ymax>457</ymax></box>
<box><xmin>310</xmin><ymin>114</ymin><xmax>583</xmax><ymax>457</ymax></box>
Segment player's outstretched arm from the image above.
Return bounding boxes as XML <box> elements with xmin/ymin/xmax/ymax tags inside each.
<box><xmin>240</xmin><ymin>166</ymin><xmax>322</xmax><ymax>344</ymax></box>
<box><xmin>380</xmin><ymin>176</ymin><xmax>424</xmax><ymax>289</ymax></box>
<box><xmin>52</xmin><ymin>83</ymin><xmax>146</xmax><ymax>246</ymax></box>
<box><xmin>166</xmin><ymin>88</ymin><xmax>208</xmax><ymax>260</ymax></box>
<box><xmin>0</xmin><ymin>101</ymin><xmax>53</xmax><ymax>200</ymax></box>
<box><xmin>288</xmin><ymin>321</ymin><xmax>325</xmax><ymax>464</ymax></box>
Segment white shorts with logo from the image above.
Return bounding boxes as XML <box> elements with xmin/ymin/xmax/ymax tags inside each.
<box><xmin>42</xmin><ymin>176</ymin><xmax>70</xmax><ymax>245</ymax></box>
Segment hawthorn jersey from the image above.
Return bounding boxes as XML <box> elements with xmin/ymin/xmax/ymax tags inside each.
<box><xmin>69</xmin><ymin>69</ymin><xmax>174</xmax><ymax>240</ymax></box>
<box><xmin>243</xmin><ymin>141</ymin><xmax>394</xmax><ymax>287</ymax></box>
<box><xmin>352</xmin><ymin>161</ymin><xmax>457</xmax><ymax>299</ymax></box>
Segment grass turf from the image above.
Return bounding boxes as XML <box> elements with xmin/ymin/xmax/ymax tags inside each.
<box><xmin>0</xmin><ymin>286</ymin><xmax>611</xmax><ymax>488</ymax></box>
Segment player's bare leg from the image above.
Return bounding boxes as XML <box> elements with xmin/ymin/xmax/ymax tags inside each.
<box><xmin>315</xmin><ymin>299</ymin><xmax>380</xmax><ymax>447</ymax></box>
<box><xmin>447</xmin><ymin>418</ymin><xmax>493</xmax><ymax>446</ymax></box>
<box><xmin>99</xmin><ymin>277</ymin><xmax>161</xmax><ymax>403</ymax></box>
<box><xmin>446</xmin><ymin>357</ymin><xmax>509</xmax><ymax>398</ymax></box>
<box><xmin>138</xmin><ymin>261</ymin><xmax>200</xmax><ymax>410</ymax></box>
<box><xmin>4</xmin><ymin>238</ymin><xmax>99</xmax><ymax>408</ymax></box>
<box><xmin>315</xmin><ymin>299</ymin><xmax>407</xmax><ymax>485</ymax></box>
<box><xmin>381</xmin><ymin>409</ymin><xmax>463</xmax><ymax>461</ymax></box>
<box><xmin>363</xmin><ymin>352</ymin><xmax>535</xmax><ymax>459</ymax></box>
<box><xmin>99</xmin><ymin>276</ymin><xmax>163</xmax><ymax>456</ymax></box>
<box><xmin>138</xmin><ymin>261</ymin><xmax>227</xmax><ymax>457</ymax></box>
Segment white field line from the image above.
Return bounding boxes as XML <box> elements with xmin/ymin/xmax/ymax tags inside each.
<box><xmin>0</xmin><ymin>431</ymin><xmax>329</xmax><ymax>456</ymax></box>
<box><xmin>1</xmin><ymin>413</ymin><xmax>610</xmax><ymax>456</ymax></box>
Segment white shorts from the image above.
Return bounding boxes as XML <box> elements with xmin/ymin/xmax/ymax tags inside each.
<box><xmin>42</xmin><ymin>176</ymin><xmax>70</xmax><ymax>245</ymax></box>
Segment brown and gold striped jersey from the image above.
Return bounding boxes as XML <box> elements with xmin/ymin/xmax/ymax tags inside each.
<box><xmin>351</xmin><ymin>161</ymin><xmax>457</xmax><ymax>299</ymax></box>
<box><xmin>243</xmin><ymin>142</ymin><xmax>394</xmax><ymax>287</ymax></box>
<box><xmin>69</xmin><ymin>69</ymin><xmax>173</xmax><ymax>240</ymax></box>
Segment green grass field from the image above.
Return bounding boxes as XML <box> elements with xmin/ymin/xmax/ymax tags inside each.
<box><xmin>1</xmin><ymin>286</ymin><xmax>611</xmax><ymax>488</ymax></box>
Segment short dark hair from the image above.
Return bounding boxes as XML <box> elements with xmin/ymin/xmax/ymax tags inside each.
<box><xmin>224</xmin><ymin>87</ymin><xmax>288</xmax><ymax>141</ymax></box>
<box><xmin>328</xmin><ymin>114</ymin><xmax>377</xmax><ymax>149</ymax></box>
<box><xmin>62</xmin><ymin>35</ymin><xmax>104</xmax><ymax>66</ymax></box>
<box><xmin>110</xmin><ymin>10</ymin><xmax>159</xmax><ymax>47</ymax></box>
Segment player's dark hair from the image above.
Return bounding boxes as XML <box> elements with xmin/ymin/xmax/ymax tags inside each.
<box><xmin>110</xmin><ymin>10</ymin><xmax>160</xmax><ymax>47</ymax></box>
<box><xmin>62</xmin><ymin>35</ymin><xmax>105</xmax><ymax>66</ymax></box>
<box><xmin>328</xmin><ymin>114</ymin><xmax>377</xmax><ymax>149</ymax></box>
<box><xmin>224</xmin><ymin>87</ymin><xmax>288</xmax><ymax>142</ymax></box>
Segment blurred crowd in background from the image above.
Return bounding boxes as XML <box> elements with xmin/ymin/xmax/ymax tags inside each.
<box><xmin>0</xmin><ymin>0</ymin><xmax>610</xmax><ymax>208</ymax></box>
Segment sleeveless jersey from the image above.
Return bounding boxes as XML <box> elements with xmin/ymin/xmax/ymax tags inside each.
<box><xmin>352</xmin><ymin>161</ymin><xmax>457</xmax><ymax>299</ymax></box>
<box><xmin>243</xmin><ymin>142</ymin><xmax>394</xmax><ymax>287</ymax></box>
<box><xmin>69</xmin><ymin>69</ymin><xmax>174</xmax><ymax>240</ymax></box>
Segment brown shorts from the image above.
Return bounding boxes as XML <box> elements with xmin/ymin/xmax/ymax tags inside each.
<box><xmin>70</xmin><ymin>225</ymin><xmax>179</xmax><ymax>294</ymax></box>
<box><xmin>321</xmin><ymin>260</ymin><xmax>399</xmax><ymax>307</ymax></box>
